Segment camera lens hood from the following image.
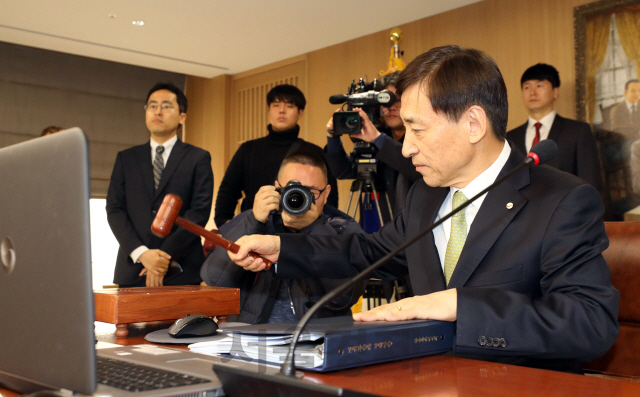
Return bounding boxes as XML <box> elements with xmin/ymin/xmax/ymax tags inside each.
<box><xmin>280</xmin><ymin>182</ymin><xmax>314</xmax><ymax>216</ymax></box>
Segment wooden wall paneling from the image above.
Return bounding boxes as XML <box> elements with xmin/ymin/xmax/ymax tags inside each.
<box><xmin>186</xmin><ymin>0</ymin><xmax>600</xmax><ymax>215</ymax></box>
<box><xmin>184</xmin><ymin>74</ymin><xmax>231</xmax><ymax>229</ymax></box>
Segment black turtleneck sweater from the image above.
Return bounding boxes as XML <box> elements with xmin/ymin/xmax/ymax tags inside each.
<box><xmin>214</xmin><ymin>125</ymin><xmax>339</xmax><ymax>226</ymax></box>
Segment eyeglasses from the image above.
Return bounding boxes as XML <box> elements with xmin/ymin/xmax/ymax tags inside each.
<box><xmin>144</xmin><ymin>103</ymin><xmax>176</xmax><ymax>112</ymax></box>
<box><xmin>276</xmin><ymin>181</ymin><xmax>328</xmax><ymax>200</ymax></box>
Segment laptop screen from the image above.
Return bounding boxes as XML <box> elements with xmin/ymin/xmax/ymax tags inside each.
<box><xmin>0</xmin><ymin>128</ymin><xmax>96</xmax><ymax>395</ymax></box>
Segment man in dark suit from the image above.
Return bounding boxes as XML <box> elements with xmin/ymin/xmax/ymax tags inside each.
<box><xmin>609</xmin><ymin>79</ymin><xmax>640</xmax><ymax>140</ymax></box>
<box><xmin>106</xmin><ymin>83</ymin><xmax>214</xmax><ymax>287</ymax></box>
<box><xmin>508</xmin><ymin>63</ymin><xmax>602</xmax><ymax>190</ymax></box>
<box><xmin>228</xmin><ymin>46</ymin><xmax>619</xmax><ymax>373</ymax></box>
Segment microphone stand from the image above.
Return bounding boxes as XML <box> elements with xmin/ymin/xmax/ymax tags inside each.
<box><xmin>279</xmin><ymin>154</ymin><xmax>541</xmax><ymax>376</ymax></box>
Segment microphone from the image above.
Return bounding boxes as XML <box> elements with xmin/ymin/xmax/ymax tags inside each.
<box><xmin>212</xmin><ymin>140</ymin><xmax>557</xmax><ymax>395</ymax></box>
<box><xmin>329</xmin><ymin>94</ymin><xmax>348</xmax><ymax>104</ymax></box>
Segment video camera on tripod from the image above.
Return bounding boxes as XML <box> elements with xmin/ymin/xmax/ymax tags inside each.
<box><xmin>328</xmin><ymin>78</ymin><xmax>396</xmax><ymax>136</ymax></box>
<box><xmin>328</xmin><ymin>78</ymin><xmax>395</xmax><ymax>227</ymax></box>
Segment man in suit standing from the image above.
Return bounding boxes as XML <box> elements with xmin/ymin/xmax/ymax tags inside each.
<box><xmin>228</xmin><ymin>46</ymin><xmax>619</xmax><ymax>373</ymax></box>
<box><xmin>609</xmin><ymin>79</ymin><xmax>640</xmax><ymax>140</ymax></box>
<box><xmin>106</xmin><ymin>83</ymin><xmax>214</xmax><ymax>287</ymax></box>
<box><xmin>508</xmin><ymin>64</ymin><xmax>602</xmax><ymax>190</ymax></box>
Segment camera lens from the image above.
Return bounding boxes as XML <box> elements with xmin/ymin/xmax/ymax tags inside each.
<box><xmin>333</xmin><ymin>111</ymin><xmax>362</xmax><ymax>135</ymax></box>
<box><xmin>342</xmin><ymin>115</ymin><xmax>360</xmax><ymax>134</ymax></box>
<box><xmin>281</xmin><ymin>184</ymin><xmax>313</xmax><ymax>216</ymax></box>
<box><xmin>285</xmin><ymin>192</ymin><xmax>305</xmax><ymax>209</ymax></box>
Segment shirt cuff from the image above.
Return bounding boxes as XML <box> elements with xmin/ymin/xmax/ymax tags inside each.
<box><xmin>130</xmin><ymin>246</ymin><xmax>149</xmax><ymax>263</ymax></box>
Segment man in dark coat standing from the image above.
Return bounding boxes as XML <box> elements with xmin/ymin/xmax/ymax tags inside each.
<box><xmin>507</xmin><ymin>63</ymin><xmax>602</xmax><ymax>190</ymax></box>
<box><xmin>106</xmin><ymin>83</ymin><xmax>214</xmax><ymax>287</ymax></box>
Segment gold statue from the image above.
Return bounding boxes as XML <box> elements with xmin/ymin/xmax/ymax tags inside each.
<box><xmin>380</xmin><ymin>27</ymin><xmax>406</xmax><ymax>75</ymax></box>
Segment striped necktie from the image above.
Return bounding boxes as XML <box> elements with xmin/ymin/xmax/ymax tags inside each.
<box><xmin>444</xmin><ymin>191</ymin><xmax>468</xmax><ymax>285</ymax></box>
<box><xmin>153</xmin><ymin>145</ymin><xmax>165</xmax><ymax>191</ymax></box>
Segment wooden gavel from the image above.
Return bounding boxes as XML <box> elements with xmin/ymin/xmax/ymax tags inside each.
<box><xmin>151</xmin><ymin>194</ymin><xmax>273</xmax><ymax>270</ymax></box>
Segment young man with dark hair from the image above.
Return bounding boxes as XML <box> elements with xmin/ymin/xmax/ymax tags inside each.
<box><xmin>214</xmin><ymin>84</ymin><xmax>338</xmax><ymax>227</ymax></box>
<box><xmin>228</xmin><ymin>46</ymin><xmax>619</xmax><ymax>373</ymax></box>
<box><xmin>508</xmin><ymin>63</ymin><xmax>602</xmax><ymax>189</ymax></box>
<box><xmin>203</xmin><ymin>150</ymin><xmax>362</xmax><ymax>324</ymax></box>
<box><xmin>106</xmin><ymin>82</ymin><xmax>214</xmax><ymax>287</ymax></box>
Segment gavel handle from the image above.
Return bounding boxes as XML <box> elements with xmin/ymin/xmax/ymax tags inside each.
<box><xmin>174</xmin><ymin>218</ymin><xmax>274</xmax><ymax>270</ymax></box>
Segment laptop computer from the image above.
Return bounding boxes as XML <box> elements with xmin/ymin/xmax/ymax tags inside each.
<box><xmin>0</xmin><ymin>128</ymin><xmax>274</xmax><ymax>397</ymax></box>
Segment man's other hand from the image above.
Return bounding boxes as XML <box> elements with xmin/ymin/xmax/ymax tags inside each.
<box><xmin>253</xmin><ymin>185</ymin><xmax>280</xmax><ymax>223</ymax></box>
<box><xmin>138</xmin><ymin>249</ymin><xmax>171</xmax><ymax>278</ymax></box>
<box><xmin>350</xmin><ymin>107</ymin><xmax>381</xmax><ymax>143</ymax></box>
<box><xmin>140</xmin><ymin>268</ymin><xmax>165</xmax><ymax>287</ymax></box>
<box><xmin>353</xmin><ymin>289</ymin><xmax>458</xmax><ymax>322</ymax></box>
<box><xmin>228</xmin><ymin>235</ymin><xmax>281</xmax><ymax>272</ymax></box>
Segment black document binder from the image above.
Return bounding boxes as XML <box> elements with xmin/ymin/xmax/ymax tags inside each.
<box><xmin>223</xmin><ymin>316</ymin><xmax>455</xmax><ymax>372</ymax></box>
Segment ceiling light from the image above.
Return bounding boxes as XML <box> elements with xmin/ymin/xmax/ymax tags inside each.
<box><xmin>132</xmin><ymin>20</ymin><xmax>145</xmax><ymax>26</ymax></box>
<box><xmin>108</xmin><ymin>14</ymin><xmax>116</xmax><ymax>19</ymax></box>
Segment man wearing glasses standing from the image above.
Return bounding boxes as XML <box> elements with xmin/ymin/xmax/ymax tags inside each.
<box><xmin>201</xmin><ymin>150</ymin><xmax>363</xmax><ymax>324</ymax></box>
<box><xmin>106</xmin><ymin>83</ymin><xmax>214</xmax><ymax>287</ymax></box>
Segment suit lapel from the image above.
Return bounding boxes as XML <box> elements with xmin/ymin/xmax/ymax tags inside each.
<box><xmin>508</xmin><ymin>122</ymin><xmax>528</xmax><ymax>155</ymax></box>
<box><xmin>447</xmin><ymin>150</ymin><xmax>530</xmax><ymax>288</ymax></box>
<box><xmin>547</xmin><ymin>114</ymin><xmax>564</xmax><ymax>143</ymax></box>
<box><xmin>155</xmin><ymin>139</ymin><xmax>187</xmax><ymax>198</ymax></box>
<box><xmin>419</xmin><ymin>187</ymin><xmax>449</xmax><ymax>293</ymax></box>
<box><xmin>135</xmin><ymin>142</ymin><xmax>155</xmax><ymax>199</ymax></box>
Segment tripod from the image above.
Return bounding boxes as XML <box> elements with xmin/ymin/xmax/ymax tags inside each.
<box><xmin>344</xmin><ymin>157</ymin><xmax>392</xmax><ymax>225</ymax></box>
<box><xmin>344</xmin><ymin>157</ymin><xmax>413</xmax><ymax>305</ymax></box>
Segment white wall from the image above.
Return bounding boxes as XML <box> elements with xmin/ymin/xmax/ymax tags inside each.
<box><xmin>89</xmin><ymin>199</ymin><xmax>118</xmax><ymax>289</ymax></box>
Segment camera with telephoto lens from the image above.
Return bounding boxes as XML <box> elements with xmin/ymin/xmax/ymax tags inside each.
<box><xmin>276</xmin><ymin>180</ymin><xmax>315</xmax><ymax>216</ymax></box>
<box><xmin>329</xmin><ymin>78</ymin><xmax>397</xmax><ymax>136</ymax></box>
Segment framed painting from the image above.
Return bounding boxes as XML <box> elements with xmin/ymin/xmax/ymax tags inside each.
<box><xmin>575</xmin><ymin>0</ymin><xmax>640</xmax><ymax>220</ymax></box>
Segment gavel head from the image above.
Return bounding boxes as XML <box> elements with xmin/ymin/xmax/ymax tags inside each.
<box><xmin>151</xmin><ymin>194</ymin><xmax>183</xmax><ymax>238</ymax></box>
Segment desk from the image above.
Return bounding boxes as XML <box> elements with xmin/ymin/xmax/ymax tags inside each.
<box><xmin>2</xmin><ymin>322</ymin><xmax>640</xmax><ymax>397</ymax></box>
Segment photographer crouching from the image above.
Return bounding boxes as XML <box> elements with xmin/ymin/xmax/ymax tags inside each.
<box><xmin>325</xmin><ymin>72</ymin><xmax>421</xmax><ymax>225</ymax></box>
<box><xmin>201</xmin><ymin>150</ymin><xmax>364</xmax><ymax>324</ymax></box>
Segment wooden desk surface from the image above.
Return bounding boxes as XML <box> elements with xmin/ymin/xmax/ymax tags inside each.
<box><xmin>3</xmin><ymin>322</ymin><xmax>640</xmax><ymax>397</ymax></box>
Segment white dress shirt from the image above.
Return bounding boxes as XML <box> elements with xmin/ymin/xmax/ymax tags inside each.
<box><xmin>433</xmin><ymin>141</ymin><xmax>511</xmax><ymax>271</ymax></box>
<box><xmin>130</xmin><ymin>134</ymin><xmax>178</xmax><ymax>263</ymax></box>
<box><xmin>525</xmin><ymin>110</ymin><xmax>556</xmax><ymax>152</ymax></box>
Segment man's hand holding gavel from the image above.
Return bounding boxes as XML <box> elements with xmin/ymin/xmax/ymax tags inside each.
<box><xmin>151</xmin><ymin>193</ymin><xmax>274</xmax><ymax>271</ymax></box>
<box><xmin>138</xmin><ymin>249</ymin><xmax>172</xmax><ymax>287</ymax></box>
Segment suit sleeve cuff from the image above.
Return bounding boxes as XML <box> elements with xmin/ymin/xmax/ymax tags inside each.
<box><xmin>373</xmin><ymin>133</ymin><xmax>388</xmax><ymax>150</ymax></box>
<box><xmin>325</xmin><ymin>136</ymin><xmax>344</xmax><ymax>155</ymax></box>
<box><xmin>130</xmin><ymin>246</ymin><xmax>149</xmax><ymax>263</ymax></box>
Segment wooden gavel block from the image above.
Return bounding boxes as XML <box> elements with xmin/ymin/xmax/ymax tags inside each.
<box><xmin>151</xmin><ymin>194</ymin><xmax>273</xmax><ymax>270</ymax></box>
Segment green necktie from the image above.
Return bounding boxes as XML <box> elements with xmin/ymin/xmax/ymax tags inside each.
<box><xmin>444</xmin><ymin>191</ymin><xmax>468</xmax><ymax>285</ymax></box>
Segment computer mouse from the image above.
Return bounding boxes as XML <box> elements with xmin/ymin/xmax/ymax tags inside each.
<box><xmin>167</xmin><ymin>314</ymin><xmax>218</xmax><ymax>338</ymax></box>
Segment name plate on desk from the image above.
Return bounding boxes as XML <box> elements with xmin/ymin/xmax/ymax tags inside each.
<box><xmin>94</xmin><ymin>286</ymin><xmax>239</xmax><ymax>325</ymax></box>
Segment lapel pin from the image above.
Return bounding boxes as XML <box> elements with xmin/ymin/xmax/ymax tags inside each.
<box><xmin>506</xmin><ymin>202</ymin><xmax>513</xmax><ymax>209</ymax></box>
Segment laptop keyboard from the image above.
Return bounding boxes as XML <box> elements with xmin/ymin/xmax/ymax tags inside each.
<box><xmin>97</xmin><ymin>356</ymin><xmax>210</xmax><ymax>392</ymax></box>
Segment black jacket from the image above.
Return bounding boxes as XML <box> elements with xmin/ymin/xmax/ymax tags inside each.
<box><xmin>106</xmin><ymin>139</ymin><xmax>214</xmax><ymax>286</ymax></box>
<box><xmin>201</xmin><ymin>205</ymin><xmax>364</xmax><ymax>324</ymax></box>
<box><xmin>214</xmin><ymin>125</ymin><xmax>339</xmax><ymax>226</ymax></box>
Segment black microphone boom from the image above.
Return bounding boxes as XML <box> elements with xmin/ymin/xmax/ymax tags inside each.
<box><xmin>278</xmin><ymin>139</ymin><xmax>557</xmax><ymax>377</ymax></box>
